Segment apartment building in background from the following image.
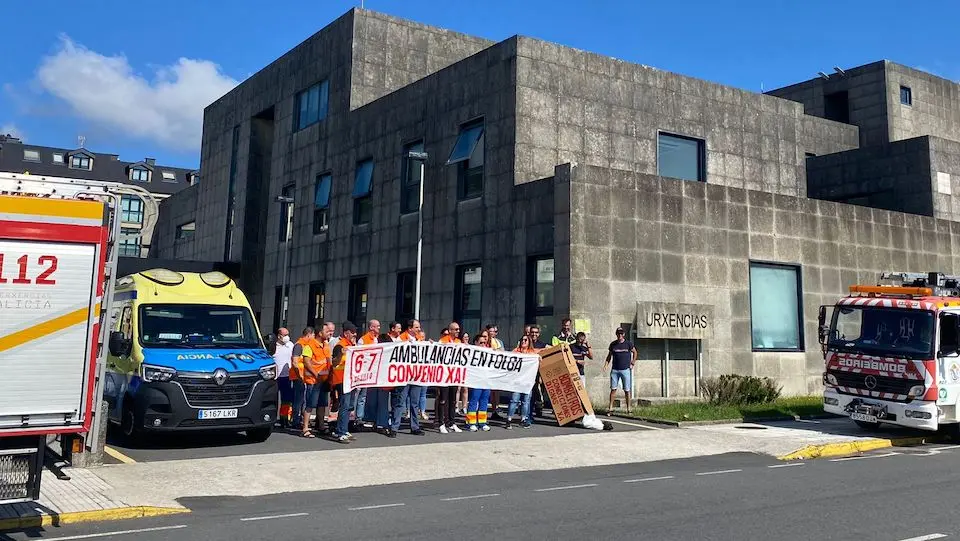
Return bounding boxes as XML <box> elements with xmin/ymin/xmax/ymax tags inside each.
<box><xmin>0</xmin><ymin>134</ymin><xmax>198</xmax><ymax>257</ymax></box>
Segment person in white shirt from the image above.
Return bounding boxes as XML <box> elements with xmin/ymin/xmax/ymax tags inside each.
<box><xmin>273</xmin><ymin>328</ymin><xmax>295</xmax><ymax>428</ymax></box>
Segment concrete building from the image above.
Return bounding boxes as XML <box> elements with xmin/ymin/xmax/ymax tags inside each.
<box><xmin>0</xmin><ymin>134</ymin><xmax>198</xmax><ymax>257</ymax></box>
<box><xmin>150</xmin><ymin>8</ymin><xmax>960</xmax><ymax>399</ymax></box>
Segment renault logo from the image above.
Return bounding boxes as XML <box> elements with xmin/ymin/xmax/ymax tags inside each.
<box><xmin>213</xmin><ymin>368</ymin><xmax>229</xmax><ymax>386</ymax></box>
<box><xmin>864</xmin><ymin>375</ymin><xmax>878</xmax><ymax>390</ymax></box>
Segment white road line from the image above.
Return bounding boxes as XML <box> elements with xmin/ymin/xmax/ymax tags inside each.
<box><xmin>768</xmin><ymin>463</ymin><xmax>805</xmax><ymax>468</ymax></box>
<box><xmin>604</xmin><ymin>418</ymin><xmax>663</xmax><ymax>430</ymax></box>
<box><xmin>441</xmin><ymin>493</ymin><xmax>500</xmax><ymax>501</ymax></box>
<box><xmin>695</xmin><ymin>469</ymin><xmax>743</xmax><ymax>476</ymax></box>
<box><xmin>535</xmin><ymin>483</ymin><xmax>599</xmax><ymax>492</ymax></box>
<box><xmin>42</xmin><ymin>525</ymin><xmax>188</xmax><ymax>540</ymax></box>
<box><xmin>830</xmin><ymin>452</ymin><xmax>899</xmax><ymax>462</ymax></box>
<box><xmin>896</xmin><ymin>534</ymin><xmax>948</xmax><ymax>541</ymax></box>
<box><xmin>623</xmin><ymin>475</ymin><xmax>674</xmax><ymax>483</ymax></box>
<box><xmin>348</xmin><ymin>503</ymin><xmax>405</xmax><ymax>511</ymax></box>
<box><xmin>240</xmin><ymin>512</ymin><xmax>309</xmax><ymax>522</ymax></box>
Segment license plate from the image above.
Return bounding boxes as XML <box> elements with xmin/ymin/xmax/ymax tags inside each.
<box><xmin>198</xmin><ymin>409</ymin><xmax>238</xmax><ymax>420</ymax></box>
<box><xmin>850</xmin><ymin>412</ymin><xmax>878</xmax><ymax>423</ymax></box>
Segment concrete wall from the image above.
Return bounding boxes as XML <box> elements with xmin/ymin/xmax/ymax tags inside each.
<box><xmin>886</xmin><ymin>63</ymin><xmax>960</xmax><ymax>144</ymax></box>
<box><xmin>513</xmin><ymin>37</ymin><xmax>858</xmax><ymax>198</ymax></box>
<box><xmin>566</xmin><ymin>163</ymin><xmax>960</xmax><ymax>399</ymax></box>
<box><xmin>150</xmin><ymin>185</ymin><xmax>201</xmax><ymax>261</ymax></box>
<box><xmin>931</xmin><ymin>136</ymin><xmax>960</xmax><ymax>222</ymax></box>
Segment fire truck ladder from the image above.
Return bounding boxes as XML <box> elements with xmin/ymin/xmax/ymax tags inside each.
<box><xmin>879</xmin><ymin>272</ymin><xmax>960</xmax><ymax>297</ymax></box>
<box><xmin>0</xmin><ymin>172</ymin><xmax>158</xmax><ymax>457</ymax></box>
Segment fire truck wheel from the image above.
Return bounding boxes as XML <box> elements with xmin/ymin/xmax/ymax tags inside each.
<box><xmin>245</xmin><ymin>427</ymin><xmax>272</xmax><ymax>443</ymax></box>
<box><xmin>853</xmin><ymin>419</ymin><xmax>881</xmax><ymax>430</ymax></box>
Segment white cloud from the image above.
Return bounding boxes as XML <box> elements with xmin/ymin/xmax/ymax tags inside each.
<box><xmin>36</xmin><ymin>36</ymin><xmax>238</xmax><ymax>152</ymax></box>
<box><xmin>0</xmin><ymin>123</ymin><xmax>24</xmax><ymax>140</ymax></box>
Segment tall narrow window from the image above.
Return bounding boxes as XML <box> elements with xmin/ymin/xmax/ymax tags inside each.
<box><xmin>658</xmin><ymin>133</ymin><xmax>705</xmax><ymax>182</ymax></box>
<box><xmin>307</xmin><ymin>282</ymin><xmax>325</xmax><ymax>328</ymax></box>
<box><xmin>396</xmin><ymin>270</ymin><xmax>416</xmax><ymax>324</ymax></box>
<box><xmin>295</xmin><ymin>80</ymin><xmax>330</xmax><ymax>131</ymax></box>
<box><xmin>273</xmin><ymin>286</ymin><xmax>290</xmax><ymax>332</ymax></box>
<box><xmin>900</xmin><ymin>85</ymin><xmax>912</xmax><ymax>106</ymax></box>
<box><xmin>401</xmin><ymin>140</ymin><xmax>425</xmax><ymax>214</ymax></box>
<box><xmin>348</xmin><ymin>277</ymin><xmax>369</xmax><ymax>328</ymax></box>
<box><xmin>224</xmin><ymin>124</ymin><xmax>240</xmax><ymax>260</ymax></box>
<box><xmin>118</xmin><ymin>227</ymin><xmax>142</xmax><ymax>257</ymax></box>
<box><xmin>279</xmin><ymin>183</ymin><xmax>294</xmax><ymax>242</ymax></box>
<box><xmin>353</xmin><ymin>159</ymin><xmax>374</xmax><ymax>225</ymax></box>
<box><xmin>446</xmin><ymin>119</ymin><xmax>484</xmax><ymax>201</ymax></box>
<box><xmin>314</xmin><ymin>173</ymin><xmax>331</xmax><ymax>234</ymax></box>
<box><xmin>454</xmin><ymin>264</ymin><xmax>482</xmax><ymax>335</ymax></box>
<box><xmin>526</xmin><ymin>256</ymin><xmax>555</xmax><ymax>338</ymax></box>
<box><xmin>749</xmin><ymin>261</ymin><xmax>803</xmax><ymax>351</ymax></box>
<box><xmin>120</xmin><ymin>195</ymin><xmax>144</xmax><ymax>224</ymax></box>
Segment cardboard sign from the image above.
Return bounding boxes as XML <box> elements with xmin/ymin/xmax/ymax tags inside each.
<box><xmin>538</xmin><ymin>343</ymin><xmax>594</xmax><ymax>425</ymax></box>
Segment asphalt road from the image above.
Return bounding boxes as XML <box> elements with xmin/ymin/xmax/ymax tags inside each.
<box><xmin>11</xmin><ymin>443</ymin><xmax>960</xmax><ymax>541</ymax></box>
<box><xmin>103</xmin><ymin>410</ymin><xmax>656</xmax><ymax>463</ymax></box>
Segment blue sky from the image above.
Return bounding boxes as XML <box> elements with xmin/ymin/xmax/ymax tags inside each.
<box><xmin>1</xmin><ymin>0</ymin><xmax>956</xmax><ymax>169</ymax></box>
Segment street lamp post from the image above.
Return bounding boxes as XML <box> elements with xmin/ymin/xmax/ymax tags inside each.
<box><xmin>408</xmin><ymin>150</ymin><xmax>429</xmax><ymax>321</ymax></box>
<box><xmin>276</xmin><ymin>195</ymin><xmax>295</xmax><ymax>328</ymax></box>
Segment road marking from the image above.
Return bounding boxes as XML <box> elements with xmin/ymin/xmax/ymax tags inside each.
<box><xmin>623</xmin><ymin>476</ymin><xmax>674</xmax><ymax>483</ymax></box>
<box><xmin>896</xmin><ymin>534</ymin><xmax>948</xmax><ymax>541</ymax></box>
<box><xmin>348</xmin><ymin>503</ymin><xmax>405</xmax><ymax>511</ymax></box>
<box><xmin>695</xmin><ymin>469</ymin><xmax>742</xmax><ymax>476</ymax></box>
<box><xmin>240</xmin><ymin>512</ymin><xmax>309</xmax><ymax>522</ymax></box>
<box><xmin>441</xmin><ymin>493</ymin><xmax>500</xmax><ymax>501</ymax></box>
<box><xmin>535</xmin><ymin>483</ymin><xmax>598</xmax><ymax>492</ymax></box>
<box><xmin>42</xmin><ymin>525</ymin><xmax>187</xmax><ymax>540</ymax></box>
<box><xmin>904</xmin><ymin>444</ymin><xmax>960</xmax><ymax>457</ymax></box>
<box><xmin>830</xmin><ymin>452</ymin><xmax>899</xmax><ymax>462</ymax></box>
<box><xmin>604</xmin><ymin>418</ymin><xmax>663</xmax><ymax>430</ymax></box>
<box><xmin>103</xmin><ymin>445</ymin><xmax>137</xmax><ymax>464</ymax></box>
<box><xmin>768</xmin><ymin>463</ymin><xmax>805</xmax><ymax>468</ymax></box>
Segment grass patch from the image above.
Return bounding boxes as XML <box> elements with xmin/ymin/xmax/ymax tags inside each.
<box><xmin>599</xmin><ymin>395</ymin><xmax>824</xmax><ymax>423</ymax></box>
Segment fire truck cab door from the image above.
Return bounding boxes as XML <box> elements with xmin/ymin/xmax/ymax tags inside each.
<box><xmin>936</xmin><ymin>312</ymin><xmax>960</xmax><ymax>406</ymax></box>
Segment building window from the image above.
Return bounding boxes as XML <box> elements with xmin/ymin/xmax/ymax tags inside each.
<box><xmin>314</xmin><ymin>173</ymin><xmax>331</xmax><ymax>234</ymax></box>
<box><xmin>120</xmin><ymin>195</ymin><xmax>144</xmax><ymax>224</ymax></box>
<box><xmin>348</xmin><ymin>276</ymin><xmax>368</xmax><ymax>328</ymax></box>
<box><xmin>658</xmin><ymin>132</ymin><xmax>705</xmax><ymax>182</ymax></box>
<box><xmin>824</xmin><ymin>91</ymin><xmax>850</xmax><ymax>124</ymax></box>
<box><xmin>295</xmin><ymin>80</ymin><xmax>329</xmax><ymax>131</ymax></box>
<box><xmin>118</xmin><ymin>227</ymin><xmax>141</xmax><ymax>257</ymax></box>
<box><xmin>279</xmin><ymin>183</ymin><xmax>294</xmax><ymax>242</ymax></box>
<box><xmin>52</xmin><ymin>153</ymin><xmax>64</xmax><ymax>164</ymax></box>
<box><xmin>161</xmin><ymin>171</ymin><xmax>177</xmax><ymax>182</ymax></box>
<box><xmin>273</xmin><ymin>286</ymin><xmax>289</xmax><ymax>332</ymax></box>
<box><xmin>396</xmin><ymin>270</ymin><xmax>416</xmax><ymax>324</ymax></box>
<box><xmin>749</xmin><ymin>261</ymin><xmax>803</xmax><ymax>351</ymax></box>
<box><xmin>23</xmin><ymin>149</ymin><xmax>40</xmax><ymax>162</ymax></box>
<box><xmin>224</xmin><ymin>124</ymin><xmax>240</xmax><ymax>261</ymax></box>
<box><xmin>900</xmin><ymin>85</ymin><xmax>912</xmax><ymax>106</ymax></box>
<box><xmin>353</xmin><ymin>159</ymin><xmax>374</xmax><ymax>225</ymax></box>
<box><xmin>176</xmin><ymin>221</ymin><xmax>196</xmax><ymax>240</ymax></box>
<box><xmin>446</xmin><ymin>119</ymin><xmax>484</xmax><ymax>201</ymax></box>
<box><xmin>307</xmin><ymin>282</ymin><xmax>325</xmax><ymax>328</ymax></box>
<box><xmin>526</xmin><ymin>256</ymin><xmax>555</xmax><ymax>338</ymax></box>
<box><xmin>454</xmin><ymin>264</ymin><xmax>482</xmax><ymax>335</ymax></box>
<box><xmin>401</xmin><ymin>140</ymin><xmax>425</xmax><ymax>214</ymax></box>
<box><xmin>70</xmin><ymin>155</ymin><xmax>92</xmax><ymax>170</ymax></box>
<box><xmin>130</xmin><ymin>167</ymin><xmax>150</xmax><ymax>182</ymax></box>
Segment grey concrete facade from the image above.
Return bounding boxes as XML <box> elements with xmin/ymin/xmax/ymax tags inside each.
<box><xmin>151</xmin><ymin>8</ymin><xmax>960</xmax><ymax>399</ymax></box>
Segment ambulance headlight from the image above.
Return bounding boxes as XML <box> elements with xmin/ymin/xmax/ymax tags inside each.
<box><xmin>259</xmin><ymin>364</ymin><xmax>277</xmax><ymax>381</ymax></box>
<box><xmin>908</xmin><ymin>385</ymin><xmax>925</xmax><ymax>398</ymax></box>
<box><xmin>142</xmin><ymin>364</ymin><xmax>177</xmax><ymax>383</ymax></box>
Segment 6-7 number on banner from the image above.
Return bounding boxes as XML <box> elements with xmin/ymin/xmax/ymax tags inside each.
<box><xmin>345</xmin><ymin>346</ymin><xmax>384</xmax><ymax>391</ymax></box>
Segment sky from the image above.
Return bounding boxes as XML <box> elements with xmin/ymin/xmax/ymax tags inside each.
<box><xmin>0</xmin><ymin>0</ymin><xmax>957</xmax><ymax>169</ymax></box>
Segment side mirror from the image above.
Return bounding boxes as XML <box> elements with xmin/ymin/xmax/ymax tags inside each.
<box><xmin>108</xmin><ymin>331</ymin><xmax>130</xmax><ymax>357</ymax></box>
<box><xmin>817</xmin><ymin>305</ymin><xmax>830</xmax><ymax>345</ymax></box>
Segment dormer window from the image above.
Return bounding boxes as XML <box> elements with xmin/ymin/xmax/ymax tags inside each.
<box><xmin>130</xmin><ymin>167</ymin><xmax>150</xmax><ymax>182</ymax></box>
<box><xmin>69</xmin><ymin>154</ymin><xmax>92</xmax><ymax>170</ymax></box>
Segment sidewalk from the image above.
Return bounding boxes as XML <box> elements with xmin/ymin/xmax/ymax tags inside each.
<box><xmin>0</xmin><ymin>466</ymin><xmax>186</xmax><ymax>531</ymax></box>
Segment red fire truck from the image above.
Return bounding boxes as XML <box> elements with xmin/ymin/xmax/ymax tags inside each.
<box><xmin>820</xmin><ymin>272</ymin><xmax>960</xmax><ymax>432</ymax></box>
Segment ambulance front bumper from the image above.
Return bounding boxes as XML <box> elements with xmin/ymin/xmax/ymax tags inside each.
<box><xmin>132</xmin><ymin>378</ymin><xmax>278</xmax><ymax>432</ymax></box>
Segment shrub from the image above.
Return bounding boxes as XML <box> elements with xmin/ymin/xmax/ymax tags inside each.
<box><xmin>699</xmin><ymin>374</ymin><xmax>782</xmax><ymax>405</ymax></box>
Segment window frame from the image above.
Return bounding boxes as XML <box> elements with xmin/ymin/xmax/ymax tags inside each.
<box><xmin>447</xmin><ymin>119</ymin><xmax>485</xmax><ymax>201</ymax></box>
<box><xmin>526</xmin><ymin>255</ymin><xmax>555</xmax><ymax>336</ymax></box>
<box><xmin>353</xmin><ymin>159</ymin><xmax>374</xmax><ymax>226</ymax></box>
<box><xmin>313</xmin><ymin>173</ymin><xmax>332</xmax><ymax>234</ymax></box>
<box><xmin>395</xmin><ymin>270</ymin><xmax>416</xmax><ymax>324</ymax></box>
<box><xmin>130</xmin><ymin>167</ymin><xmax>150</xmax><ymax>183</ymax></box>
<box><xmin>748</xmin><ymin>260</ymin><xmax>804</xmax><ymax>353</ymax></box>
<box><xmin>347</xmin><ymin>276</ymin><xmax>369</xmax><ymax>328</ymax></box>
<box><xmin>278</xmin><ymin>183</ymin><xmax>295</xmax><ymax>242</ymax></box>
<box><xmin>69</xmin><ymin>155</ymin><xmax>92</xmax><ymax>170</ymax></box>
<box><xmin>161</xmin><ymin>171</ymin><xmax>177</xmax><ymax>182</ymax></box>
<box><xmin>401</xmin><ymin>140</ymin><xmax>425</xmax><ymax>215</ymax></box>
<box><xmin>657</xmin><ymin>131</ymin><xmax>706</xmax><ymax>183</ymax></box>
<box><xmin>294</xmin><ymin>80</ymin><xmax>330</xmax><ymax>131</ymax></box>
<box><xmin>454</xmin><ymin>263</ymin><xmax>483</xmax><ymax>334</ymax></box>
<box><xmin>175</xmin><ymin>221</ymin><xmax>196</xmax><ymax>240</ymax></box>
<box><xmin>273</xmin><ymin>285</ymin><xmax>290</xmax><ymax>332</ymax></box>
<box><xmin>52</xmin><ymin>153</ymin><xmax>64</xmax><ymax>165</ymax></box>
<box><xmin>23</xmin><ymin>149</ymin><xmax>40</xmax><ymax>162</ymax></box>
<box><xmin>307</xmin><ymin>281</ymin><xmax>325</xmax><ymax>328</ymax></box>
<box><xmin>120</xmin><ymin>195</ymin><xmax>144</xmax><ymax>224</ymax></box>
<box><xmin>900</xmin><ymin>85</ymin><xmax>913</xmax><ymax>106</ymax></box>
<box><xmin>118</xmin><ymin>227</ymin><xmax>142</xmax><ymax>257</ymax></box>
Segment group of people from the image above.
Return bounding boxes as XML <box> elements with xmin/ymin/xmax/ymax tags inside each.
<box><xmin>270</xmin><ymin>317</ymin><xmax>638</xmax><ymax>444</ymax></box>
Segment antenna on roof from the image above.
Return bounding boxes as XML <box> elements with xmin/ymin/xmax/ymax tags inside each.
<box><xmin>77</xmin><ymin>135</ymin><xmax>86</xmax><ymax>149</ymax></box>
<box><xmin>817</xmin><ymin>72</ymin><xmax>830</xmax><ymax>80</ymax></box>
<box><xmin>833</xmin><ymin>66</ymin><xmax>846</xmax><ymax>76</ymax></box>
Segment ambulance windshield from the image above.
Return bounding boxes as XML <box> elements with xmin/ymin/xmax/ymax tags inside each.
<box><xmin>139</xmin><ymin>304</ymin><xmax>261</xmax><ymax>348</ymax></box>
<box><xmin>828</xmin><ymin>306</ymin><xmax>934</xmax><ymax>359</ymax></box>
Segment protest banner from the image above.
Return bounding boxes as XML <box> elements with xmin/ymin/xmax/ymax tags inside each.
<box><xmin>343</xmin><ymin>341</ymin><xmax>540</xmax><ymax>394</ymax></box>
<box><xmin>538</xmin><ymin>343</ymin><xmax>595</xmax><ymax>425</ymax></box>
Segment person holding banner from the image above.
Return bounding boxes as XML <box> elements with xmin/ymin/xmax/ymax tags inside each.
<box><xmin>486</xmin><ymin>323</ymin><xmax>505</xmax><ymax>421</ymax></box>
<box><xmin>399</xmin><ymin>319</ymin><xmax>429</xmax><ymax>422</ymax></box>
<box><xmin>466</xmin><ymin>331</ymin><xmax>493</xmax><ymax>432</ymax></box>
<box><xmin>436</xmin><ymin>322</ymin><xmax>463</xmax><ymax>434</ymax></box>
<box><xmin>506</xmin><ymin>335</ymin><xmax>536</xmax><ymax>429</ymax></box>
<box><xmin>331</xmin><ymin>322</ymin><xmax>359</xmax><ymax>444</ymax></box>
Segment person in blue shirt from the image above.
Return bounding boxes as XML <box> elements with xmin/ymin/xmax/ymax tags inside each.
<box><xmin>604</xmin><ymin>327</ymin><xmax>637</xmax><ymax>414</ymax></box>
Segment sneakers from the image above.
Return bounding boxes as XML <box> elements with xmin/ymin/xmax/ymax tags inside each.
<box><xmin>450</xmin><ymin>424</ymin><xmax>463</xmax><ymax>433</ymax></box>
<box><xmin>521</xmin><ymin>421</ymin><xmax>532</xmax><ymax>429</ymax></box>
<box><xmin>468</xmin><ymin>425</ymin><xmax>478</xmax><ymax>432</ymax></box>
<box><xmin>480</xmin><ymin>424</ymin><xmax>491</xmax><ymax>432</ymax></box>
<box><xmin>420</xmin><ymin>412</ymin><xmax>429</xmax><ymax>421</ymax></box>
<box><xmin>386</xmin><ymin>429</ymin><xmax>397</xmax><ymax>438</ymax></box>
<box><xmin>336</xmin><ymin>434</ymin><xmax>351</xmax><ymax>444</ymax></box>
<box><xmin>439</xmin><ymin>424</ymin><xmax>449</xmax><ymax>434</ymax></box>
<box><xmin>504</xmin><ymin>420</ymin><xmax>512</xmax><ymax>430</ymax></box>
<box><xmin>346</xmin><ymin>432</ymin><xmax>356</xmax><ymax>440</ymax></box>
